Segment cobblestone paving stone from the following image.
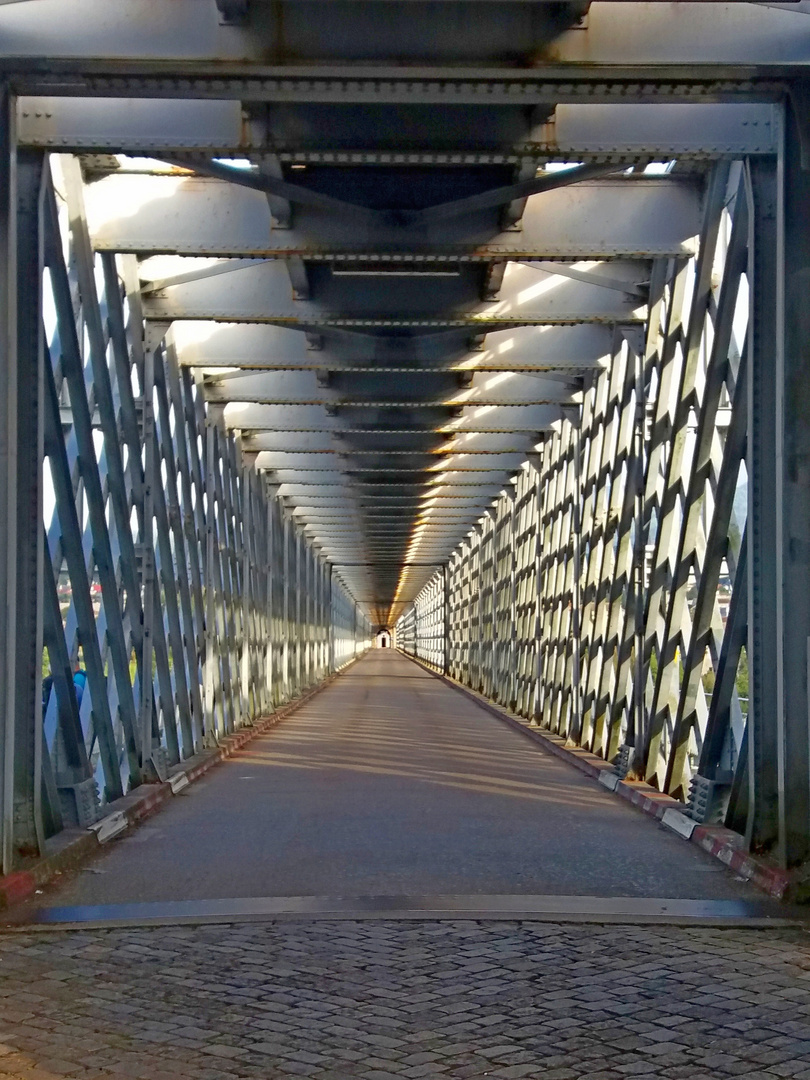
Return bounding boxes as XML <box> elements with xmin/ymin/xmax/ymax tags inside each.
<box><xmin>0</xmin><ymin>919</ymin><xmax>808</xmax><ymax>1079</ymax></box>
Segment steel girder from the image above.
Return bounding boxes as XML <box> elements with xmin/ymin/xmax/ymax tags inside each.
<box><xmin>140</xmin><ymin>259</ymin><xmax>648</xmax><ymax>325</ymax></box>
<box><xmin>84</xmin><ymin>175</ymin><xmax>702</xmax><ymax>260</ymax></box>
<box><xmin>118</xmin><ymin>227</ymin><xmax>645</xmax><ymax>612</ymax></box>
<box><xmin>1</xmin><ymin>2</ymin><xmax>810</xmax><ymax>75</ymax></box>
<box><xmin>171</xmin><ymin>322</ymin><xmax>612</xmax><ymax>371</ymax></box>
<box><xmin>17</xmin><ymin>100</ymin><xmax>778</xmax><ymax>159</ymax></box>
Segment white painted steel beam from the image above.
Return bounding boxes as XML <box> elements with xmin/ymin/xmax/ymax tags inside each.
<box><xmin>255</xmin><ymin>453</ymin><xmax>529</xmax><ymax>471</ymax></box>
<box><xmin>143</xmin><ymin>259</ymin><xmax>648</xmax><ymax>325</ymax></box>
<box><xmin>18</xmin><ymin>98</ymin><xmax>778</xmax><ymax>157</ymax></box>
<box><xmin>173</xmin><ymin>322</ymin><xmax>611</xmax><ymax>373</ymax></box>
<box><xmin>88</xmin><ymin>176</ymin><xmax>701</xmax><ymax>260</ymax></box>
<box><xmin>1</xmin><ymin>2</ymin><xmax>809</xmax><ymax>72</ymax></box>
<box><xmin>204</xmin><ymin>369</ymin><xmax>576</xmax><ymax>407</ymax></box>
<box><xmin>249</xmin><ymin>431</ymin><xmax>538</xmax><ymax>451</ymax></box>
<box><xmin>231</xmin><ymin>402</ymin><xmax>562</xmax><ymax>432</ymax></box>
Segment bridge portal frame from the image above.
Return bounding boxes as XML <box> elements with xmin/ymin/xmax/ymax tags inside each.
<box><xmin>0</xmin><ymin>7</ymin><xmax>810</xmax><ymax>870</ymax></box>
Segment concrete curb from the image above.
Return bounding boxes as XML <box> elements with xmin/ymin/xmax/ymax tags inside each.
<box><xmin>407</xmin><ymin>654</ymin><xmax>791</xmax><ymax>901</ymax></box>
<box><xmin>0</xmin><ymin>656</ymin><xmax>364</xmax><ymax>912</ymax></box>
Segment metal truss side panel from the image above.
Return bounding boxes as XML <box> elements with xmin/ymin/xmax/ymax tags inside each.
<box><xmin>0</xmin><ymin>152</ymin><xmax>374</xmax><ymax>849</ymax></box>
<box><xmin>398</xmin><ymin>159</ymin><xmax>755</xmax><ymax>848</ymax></box>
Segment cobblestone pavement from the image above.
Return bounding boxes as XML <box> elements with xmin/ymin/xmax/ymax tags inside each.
<box><xmin>0</xmin><ymin>918</ymin><xmax>809</xmax><ymax>1080</ymax></box>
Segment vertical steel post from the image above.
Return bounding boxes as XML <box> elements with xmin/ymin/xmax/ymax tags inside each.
<box><xmin>569</xmin><ymin>410</ymin><xmax>583</xmax><ymax>743</ymax></box>
<box><xmin>776</xmin><ymin>109</ymin><xmax>810</xmax><ymax>865</ymax></box>
<box><xmin>509</xmin><ymin>486</ymin><xmax>518</xmax><ymax>709</ymax></box>
<box><xmin>138</xmin><ymin>325</ymin><xmax>160</xmax><ymax>771</ymax></box>
<box><xmin>746</xmin><ymin>152</ymin><xmax>783</xmax><ymax>855</ymax></box>
<box><xmin>203</xmin><ymin>409</ymin><xmax>217</xmax><ymax>742</ymax></box>
<box><xmin>327</xmin><ymin>563</ymin><xmax>334</xmax><ymax>673</ymax></box>
<box><xmin>320</xmin><ymin>558</ymin><xmax>326</xmax><ymax>669</ymax></box>
<box><xmin>0</xmin><ymin>102</ymin><xmax>48</xmax><ymax>866</ymax></box>
<box><xmin>442</xmin><ymin>563</ymin><xmax>449</xmax><ymax>675</ymax></box>
<box><xmin>270</xmin><ymin>481</ymin><xmax>278</xmax><ymax>708</ymax></box>
<box><xmin>475</xmin><ymin>524</ymin><xmax>484</xmax><ymax>691</ymax></box>
<box><xmin>11</xmin><ymin>149</ymin><xmax>45</xmax><ymax>858</ymax></box>
<box><xmin>282</xmin><ymin>511</ymin><xmax>290</xmax><ymax>699</ymax></box>
<box><xmin>0</xmin><ymin>85</ymin><xmax>16</xmax><ymax>873</ymax></box>
<box><xmin>149</xmin><ymin>341</ymin><xmax>199</xmax><ymax>755</ymax></box>
<box><xmin>295</xmin><ymin>529</ymin><xmax>303</xmax><ymax>690</ymax></box>
<box><xmin>312</xmin><ymin>551</ymin><xmax>319</xmax><ymax>679</ymax></box>
<box><xmin>747</xmin><ymin>97</ymin><xmax>810</xmax><ymax>864</ymax></box>
<box><xmin>163</xmin><ymin>350</ymin><xmax>206</xmax><ymax>750</ymax></box>
<box><xmin>487</xmin><ymin>512</ymin><xmax>498</xmax><ymax>697</ymax></box>
<box><xmin>533</xmin><ymin>455</ymin><xmax>545</xmax><ymax>723</ymax></box>
<box><xmin>306</xmin><ymin>548</ymin><xmax>312</xmax><ymax>680</ymax></box>
<box><xmin>631</xmin><ymin>327</ymin><xmax>647</xmax><ymax>763</ymax></box>
<box><xmin>241</xmin><ymin>459</ymin><xmax>251</xmax><ymax>721</ymax></box>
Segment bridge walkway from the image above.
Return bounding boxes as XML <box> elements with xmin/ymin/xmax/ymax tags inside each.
<box><xmin>26</xmin><ymin>649</ymin><xmax>760</xmax><ymax>908</ymax></box>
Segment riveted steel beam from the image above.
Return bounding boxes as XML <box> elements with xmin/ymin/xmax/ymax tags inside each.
<box><xmin>7</xmin><ymin>0</ymin><xmax>807</xmax><ymax>857</ymax></box>
<box><xmin>2</xmin><ymin>1</ymin><xmax>809</xmax><ymax>76</ymax></box>
<box><xmin>142</xmin><ymin>258</ymin><xmax>648</xmax><ymax>325</ymax></box>
<box><xmin>174</xmin><ymin>322</ymin><xmax>612</xmax><ymax>374</ymax></box>
<box><xmin>203</xmin><ymin>369</ymin><xmax>577</xmax><ymax>407</ymax></box>
<box><xmin>17</xmin><ymin>98</ymin><xmax>778</xmax><ymax>156</ymax></box>
<box><xmin>231</xmin><ymin>402</ymin><xmax>562</xmax><ymax>432</ymax></box>
<box><xmin>89</xmin><ymin>175</ymin><xmax>701</xmax><ymax>260</ymax></box>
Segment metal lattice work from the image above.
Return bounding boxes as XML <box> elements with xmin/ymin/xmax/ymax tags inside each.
<box><xmin>38</xmin><ymin>156</ymin><xmax>370</xmax><ymax>833</ymax></box>
<box><xmin>395</xmin><ymin>572</ymin><xmax>445</xmax><ymax>672</ymax></box>
<box><xmin>399</xmin><ymin>161</ymin><xmax>750</xmax><ymax>816</ymax></box>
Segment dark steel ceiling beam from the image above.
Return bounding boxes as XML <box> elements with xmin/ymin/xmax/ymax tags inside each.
<box><xmin>160</xmin><ymin>155</ymin><xmax>382</xmax><ymax>224</ymax></box>
<box><xmin>400</xmin><ymin>163</ymin><xmax>618</xmax><ymax>227</ymax></box>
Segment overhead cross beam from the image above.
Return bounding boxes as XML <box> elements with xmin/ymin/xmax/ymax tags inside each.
<box><xmin>89</xmin><ymin>173</ymin><xmax>702</xmax><ymax>261</ymax></box>
<box><xmin>2</xmin><ymin>2</ymin><xmax>810</xmax><ymax>79</ymax></box>
<box><xmin>16</xmin><ymin>98</ymin><xmax>779</xmax><ymax>157</ymax></box>
<box><xmin>161</xmin><ymin>158</ymin><xmax>621</xmax><ymax>232</ymax></box>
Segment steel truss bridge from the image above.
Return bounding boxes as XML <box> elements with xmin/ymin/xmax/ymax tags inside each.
<box><xmin>0</xmin><ymin>0</ymin><xmax>809</xmax><ymax>880</ymax></box>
